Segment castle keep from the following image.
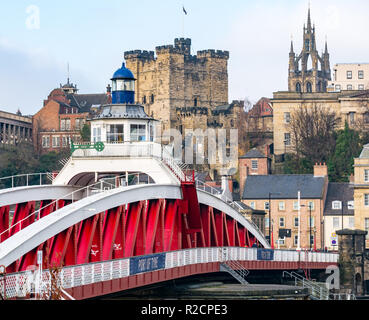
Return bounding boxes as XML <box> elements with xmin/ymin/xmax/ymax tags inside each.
<box><xmin>124</xmin><ymin>38</ymin><xmax>232</xmax><ymax>133</ymax></box>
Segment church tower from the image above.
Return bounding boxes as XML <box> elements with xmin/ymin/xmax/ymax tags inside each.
<box><xmin>288</xmin><ymin>8</ymin><xmax>331</xmax><ymax>93</ymax></box>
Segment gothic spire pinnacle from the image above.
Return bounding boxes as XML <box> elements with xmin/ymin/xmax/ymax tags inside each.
<box><xmin>307</xmin><ymin>6</ymin><xmax>312</xmax><ymax>31</ymax></box>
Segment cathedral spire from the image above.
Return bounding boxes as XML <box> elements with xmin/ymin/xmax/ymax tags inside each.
<box><xmin>307</xmin><ymin>7</ymin><xmax>312</xmax><ymax>31</ymax></box>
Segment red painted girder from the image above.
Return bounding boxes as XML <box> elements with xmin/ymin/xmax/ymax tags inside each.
<box><xmin>124</xmin><ymin>201</ymin><xmax>144</xmax><ymax>258</ymax></box>
<box><xmin>9</xmin><ymin>201</ymin><xmax>36</xmax><ymax>237</ymax></box>
<box><xmin>163</xmin><ymin>200</ymin><xmax>178</xmax><ymax>251</ymax></box>
<box><xmin>144</xmin><ymin>200</ymin><xmax>163</xmax><ymax>255</ymax></box>
<box><xmin>226</xmin><ymin>218</ymin><xmax>236</xmax><ymax>247</ymax></box>
<box><xmin>102</xmin><ymin>206</ymin><xmax>124</xmax><ymax>261</ymax></box>
<box><xmin>76</xmin><ymin>214</ymin><xmax>100</xmax><ymax>265</ymax></box>
<box><xmin>200</xmin><ymin>205</ymin><xmax>211</xmax><ymax>247</ymax></box>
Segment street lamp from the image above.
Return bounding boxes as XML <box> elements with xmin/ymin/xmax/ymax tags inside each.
<box><xmin>269</xmin><ymin>192</ymin><xmax>281</xmax><ymax>249</ymax></box>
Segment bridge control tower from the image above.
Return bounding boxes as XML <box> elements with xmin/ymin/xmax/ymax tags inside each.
<box><xmin>52</xmin><ymin>62</ymin><xmax>182</xmax><ymax>187</ymax></box>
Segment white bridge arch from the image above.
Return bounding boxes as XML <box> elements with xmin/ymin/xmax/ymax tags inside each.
<box><xmin>0</xmin><ymin>184</ymin><xmax>269</xmax><ymax>267</ymax></box>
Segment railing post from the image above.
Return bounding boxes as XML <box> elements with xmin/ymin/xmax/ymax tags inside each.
<box><xmin>12</xmin><ymin>176</ymin><xmax>14</xmax><ymax>189</ymax></box>
<box><xmin>40</xmin><ymin>174</ymin><xmax>42</xmax><ymax>186</ymax></box>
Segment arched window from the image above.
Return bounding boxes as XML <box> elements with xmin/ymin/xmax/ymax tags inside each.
<box><xmin>143</xmin><ymin>96</ymin><xmax>146</xmax><ymax>104</ymax></box>
<box><xmin>296</xmin><ymin>82</ymin><xmax>302</xmax><ymax>93</ymax></box>
<box><xmin>194</xmin><ymin>98</ymin><xmax>198</xmax><ymax>107</ymax></box>
<box><xmin>151</xmin><ymin>94</ymin><xmax>154</xmax><ymax>104</ymax></box>
<box><xmin>306</xmin><ymin>54</ymin><xmax>313</xmax><ymax>71</ymax></box>
<box><xmin>306</xmin><ymin>82</ymin><xmax>312</xmax><ymax>93</ymax></box>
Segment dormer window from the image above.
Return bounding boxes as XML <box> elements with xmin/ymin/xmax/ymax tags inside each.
<box><xmin>332</xmin><ymin>201</ymin><xmax>342</xmax><ymax>210</ymax></box>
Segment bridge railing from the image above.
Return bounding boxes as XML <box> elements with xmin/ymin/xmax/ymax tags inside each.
<box><xmin>0</xmin><ymin>172</ymin><xmax>153</xmax><ymax>243</ymax></box>
<box><xmin>0</xmin><ymin>173</ymin><xmax>54</xmax><ymax>190</ymax></box>
<box><xmin>0</xmin><ymin>247</ymin><xmax>339</xmax><ymax>299</ymax></box>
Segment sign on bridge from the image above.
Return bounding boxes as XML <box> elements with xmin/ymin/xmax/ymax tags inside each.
<box><xmin>130</xmin><ymin>253</ymin><xmax>166</xmax><ymax>275</ymax></box>
<box><xmin>257</xmin><ymin>249</ymin><xmax>274</xmax><ymax>261</ymax></box>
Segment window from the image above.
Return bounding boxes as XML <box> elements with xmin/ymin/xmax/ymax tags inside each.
<box><xmin>294</xmin><ymin>235</ymin><xmax>299</xmax><ymax>246</ymax></box>
<box><xmin>359</xmin><ymin>70</ymin><xmax>364</xmax><ymax>79</ymax></box>
<box><xmin>265</xmin><ymin>217</ymin><xmax>270</xmax><ymax>229</ymax></box>
<box><xmin>143</xmin><ymin>96</ymin><xmax>147</xmax><ymax>104</ymax></box>
<box><xmin>284</xmin><ymin>112</ymin><xmax>291</xmax><ymax>124</ymax></box>
<box><xmin>250</xmin><ymin>202</ymin><xmax>256</xmax><ymax>210</ymax></box>
<box><xmin>293</xmin><ymin>201</ymin><xmax>299</xmax><ymax>211</ymax></box>
<box><xmin>150</xmin><ymin>94</ymin><xmax>155</xmax><ymax>104</ymax></box>
<box><xmin>296</xmin><ymin>82</ymin><xmax>301</xmax><ymax>93</ymax></box>
<box><xmin>306</xmin><ymin>82</ymin><xmax>312</xmax><ymax>93</ymax></box>
<box><xmin>332</xmin><ymin>201</ymin><xmax>342</xmax><ymax>210</ymax></box>
<box><xmin>264</xmin><ymin>202</ymin><xmax>270</xmax><ymax>210</ymax></box>
<box><xmin>52</xmin><ymin>136</ymin><xmax>60</xmax><ymax>148</ymax></box>
<box><xmin>365</xmin><ymin>194</ymin><xmax>369</xmax><ymax>207</ymax></box>
<box><xmin>364</xmin><ymin>169</ymin><xmax>369</xmax><ymax>183</ymax></box>
<box><xmin>42</xmin><ymin>136</ymin><xmax>50</xmax><ymax>148</ymax></box>
<box><xmin>130</xmin><ymin>124</ymin><xmax>146</xmax><ymax>142</ymax></box>
<box><xmin>194</xmin><ymin>98</ymin><xmax>198</xmax><ymax>107</ymax></box>
<box><xmin>359</xmin><ymin>84</ymin><xmax>365</xmax><ymax>90</ymax></box>
<box><xmin>278</xmin><ymin>201</ymin><xmax>285</xmax><ymax>211</ymax></box>
<box><xmin>251</xmin><ymin>160</ymin><xmax>258</xmax><ymax>170</ymax></box>
<box><xmin>349</xmin><ymin>217</ymin><xmax>355</xmax><ymax>229</ymax></box>
<box><xmin>149</xmin><ymin>123</ymin><xmax>154</xmax><ymax>142</ymax></box>
<box><xmin>279</xmin><ymin>217</ymin><xmax>285</xmax><ymax>228</ymax></box>
<box><xmin>347</xmin><ymin>71</ymin><xmax>352</xmax><ymax>79</ymax></box>
<box><xmin>333</xmin><ymin>217</ymin><xmax>340</xmax><ymax>229</ymax></box>
<box><xmin>294</xmin><ymin>217</ymin><xmax>299</xmax><ymax>228</ymax></box>
<box><xmin>347</xmin><ymin>84</ymin><xmax>353</xmax><ymax>90</ymax></box>
<box><xmin>284</xmin><ymin>133</ymin><xmax>291</xmax><ymax>146</ymax></box>
<box><xmin>60</xmin><ymin>118</ymin><xmax>71</xmax><ymax>131</ymax></box>
<box><xmin>278</xmin><ymin>237</ymin><xmax>285</xmax><ymax>245</ymax></box>
<box><xmin>305</xmin><ymin>40</ymin><xmax>310</xmax><ymax>51</ymax></box>
<box><xmin>92</xmin><ymin>127</ymin><xmax>101</xmax><ymax>143</ymax></box>
<box><xmin>75</xmin><ymin>118</ymin><xmax>84</xmax><ymax>131</ymax></box>
<box><xmin>335</xmin><ymin>84</ymin><xmax>341</xmax><ymax>91</ymax></box>
<box><xmin>107</xmin><ymin>124</ymin><xmax>124</xmax><ymax>143</ymax></box>
<box><xmin>62</xmin><ymin>136</ymin><xmax>69</xmax><ymax>147</ymax></box>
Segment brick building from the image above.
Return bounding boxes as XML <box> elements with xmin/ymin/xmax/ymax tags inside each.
<box><xmin>241</xmin><ymin>162</ymin><xmax>329</xmax><ymax>250</ymax></box>
<box><xmin>33</xmin><ymin>80</ymin><xmax>110</xmax><ymax>153</ymax></box>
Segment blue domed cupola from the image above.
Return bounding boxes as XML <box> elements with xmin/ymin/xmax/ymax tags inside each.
<box><xmin>111</xmin><ymin>62</ymin><xmax>136</xmax><ymax>104</ymax></box>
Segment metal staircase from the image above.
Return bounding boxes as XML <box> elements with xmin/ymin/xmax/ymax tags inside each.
<box><xmin>282</xmin><ymin>271</ymin><xmax>330</xmax><ymax>300</ymax></box>
<box><xmin>220</xmin><ymin>260</ymin><xmax>250</xmax><ymax>285</ymax></box>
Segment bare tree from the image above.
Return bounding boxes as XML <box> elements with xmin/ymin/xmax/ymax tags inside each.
<box><xmin>289</xmin><ymin>104</ymin><xmax>341</xmax><ymax>165</ymax></box>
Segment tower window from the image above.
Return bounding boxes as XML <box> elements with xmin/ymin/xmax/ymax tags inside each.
<box><xmin>151</xmin><ymin>94</ymin><xmax>155</xmax><ymax>104</ymax></box>
<box><xmin>296</xmin><ymin>82</ymin><xmax>301</xmax><ymax>93</ymax></box>
<box><xmin>194</xmin><ymin>98</ymin><xmax>198</xmax><ymax>107</ymax></box>
<box><xmin>305</xmin><ymin>40</ymin><xmax>310</xmax><ymax>51</ymax></box>
<box><xmin>306</xmin><ymin>82</ymin><xmax>312</xmax><ymax>93</ymax></box>
<box><xmin>143</xmin><ymin>96</ymin><xmax>147</xmax><ymax>104</ymax></box>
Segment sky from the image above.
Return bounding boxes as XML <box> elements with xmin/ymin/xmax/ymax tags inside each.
<box><xmin>0</xmin><ymin>0</ymin><xmax>369</xmax><ymax>115</ymax></box>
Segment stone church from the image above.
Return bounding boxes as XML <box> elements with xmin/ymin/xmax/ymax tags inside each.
<box><xmin>288</xmin><ymin>8</ymin><xmax>331</xmax><ymax>93</ymax></box>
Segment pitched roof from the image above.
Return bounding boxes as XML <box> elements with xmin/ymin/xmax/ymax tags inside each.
<box><xmin>240</xmin><ymin>148</ymin><xmax>266</xmax><ymax>159</ymax></box>
<box><xmin>359</xmin><ymin>144</ymin><xmax>369</xmax><ymax>158</ymax></box>
<box><xmin>67</xmin><ymin>93</ymin><xmax>110</xmax><ymax>113</ymax></box>
<box><xmin>242</xmin><ymin>175</ymin><xmax>325</xmax><ymax>200</ymax></box>
<box><xmin>324</xmin><ymin>182</ymin><xmax>354</xmax><ymax>216</ymax></box>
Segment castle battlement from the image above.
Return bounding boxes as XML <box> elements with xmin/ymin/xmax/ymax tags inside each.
<box><xmin>124</xmin><ymin>50</ymin><xmax>155</xmax><ymax>61</ymax></box>
<box><xmin>197</xmin><ymin>49</ymin><xmax>229</xmax><ymax>60</ymax></box>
